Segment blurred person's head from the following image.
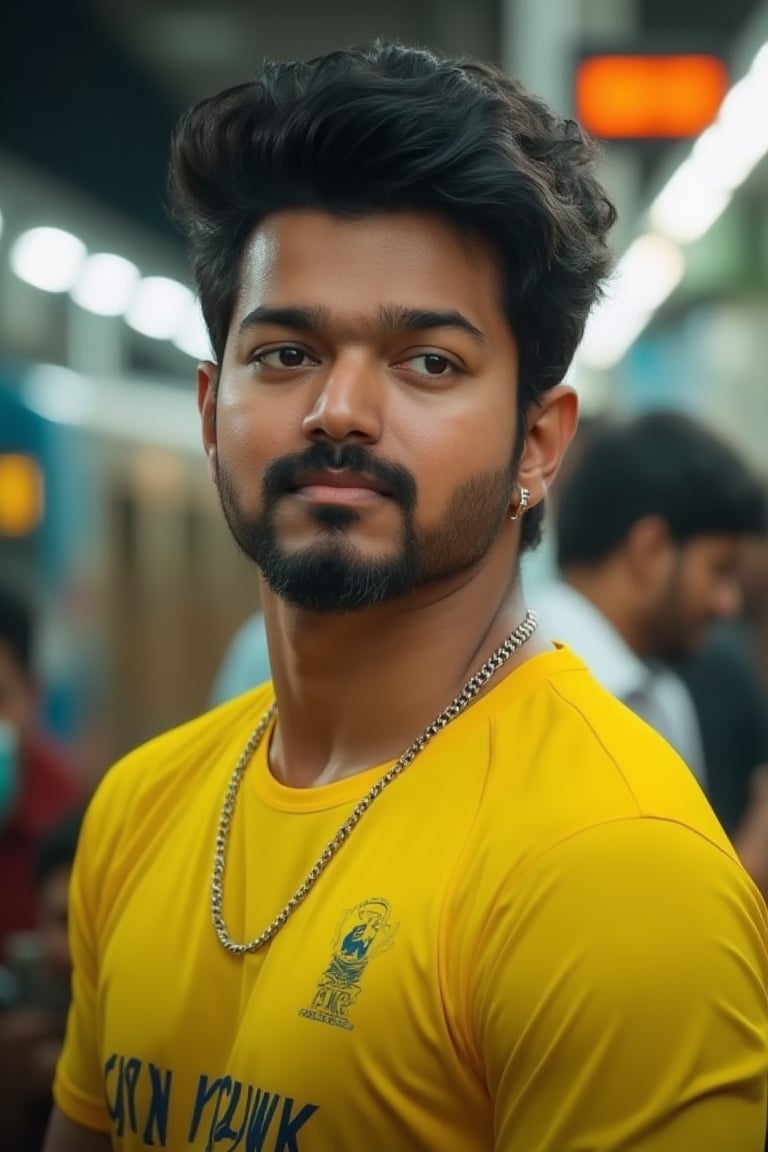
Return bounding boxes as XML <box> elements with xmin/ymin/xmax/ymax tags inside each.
<box><xmin>34</xmin><ymin>808</ymin><xmax>83</xmax><ymax>987</ymax></box>
<box><xmin>555</xmin><ymin>412</ymin><xmax>767</xmax><ymax>660</ymax></box>
<box><xmin>169</xmin><ymin>43</ymin><xmax>616</xmax><ymax>605</ymax></box>
<box><xmin>0</xmin><ymin>586</ymin><xmax>38</xmax><ymax>819</ymax></box>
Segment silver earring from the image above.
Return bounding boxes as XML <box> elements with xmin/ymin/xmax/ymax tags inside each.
<box><xmin>509</xmin><ymin>486</ymin><xmax>530</xmax><ymax>522</ymax></box>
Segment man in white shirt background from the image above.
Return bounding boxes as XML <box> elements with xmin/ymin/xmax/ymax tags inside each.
<box><xmin>535</xmin><ymin>411</ymin><xmax>768</xmax><ymax>876</ymax></box>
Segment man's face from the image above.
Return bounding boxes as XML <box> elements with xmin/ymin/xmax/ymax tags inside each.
<box><xmin>0</xmin><ymin>640</ymin><xmax>36</xmax><ymax>754</ymax></box>
<box><xmin>200</xmin><ymin>210</ymin><xmax>524</xmax><ymax>613</ymax></box>
<box><xmin>651</xmin><ymin>534</ymin><xmax>743</xmax><ymax>658</ymax></box>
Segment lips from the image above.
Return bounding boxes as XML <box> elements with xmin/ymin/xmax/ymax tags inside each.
<box><xmin>290</xmin><ymin>470</ymin><xmax>392</xmax><ymax>498</ymax></box>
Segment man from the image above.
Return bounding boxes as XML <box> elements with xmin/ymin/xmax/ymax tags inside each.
<box><xmin>677</xmin><ymin>528</ymin><xmax>768</xmax><ymax>884</ymax></box>
<box><xmin>46</xmin><ymin>45</ymin><xmax>768</xmax><ymax>1152</ymax></box>
<box><xmin>0</xmin><ymin>584</ymin><xmax>82</xmax><ymax>959</ymax></box>
<box><xmin>535</xmin><ymin>414</ymin><xmax>766</xmax><ymax>784</ymax></box>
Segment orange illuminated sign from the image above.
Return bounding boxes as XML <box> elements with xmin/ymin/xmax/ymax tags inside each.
<box><xmin>0</xmin><ymin>454</ymin><xmax>45</xmax><ymax>535</ymax></box>
<box><xmin>575</xmin><ymin>54</ymin><xmax>729</xmax><ymax>139</ymax></box>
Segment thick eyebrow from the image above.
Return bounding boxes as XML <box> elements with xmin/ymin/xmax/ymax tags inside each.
<box><xmin>379</xmin><ymin>305</ymin><xmax>486</xmax><ymax>347</ymax></box>
<box><xmin>237</xmin><ymin>303</ymin><xmax>486</xmax><ymax>346</ymax></box>
<box><xmin>238</xmin><ymin>305</ymin><xmax>330</xmax><ymax>335</ymax></box>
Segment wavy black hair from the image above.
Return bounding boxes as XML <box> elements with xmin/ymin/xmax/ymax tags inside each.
<box><xmin>169</xmin><ymin>43</ymin><xmax>616</xmax><ymax>549</ymax></box>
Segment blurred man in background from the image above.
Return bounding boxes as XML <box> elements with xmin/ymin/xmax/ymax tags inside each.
<box><xmin>676</xmin><ymin>525</ymin><xmax>768</xmax><ymax>881</ymax></box>
<box><xmin>535</xmin><ymin>412</ymin><xmax>767</xmax><ymax>830</ymax></box>
<box><xmin>0</xmin><ymin>584</ymin><xmax>83</xmax><ymax>960</ymax></box>
<box><xmin>742</xmin><ymin>531</ymin><xmax>768</xmax><ymax>699</ymax></box>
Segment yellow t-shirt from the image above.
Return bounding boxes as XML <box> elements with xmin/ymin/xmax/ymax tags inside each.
<box><xmin>54</xmin><ymin>647</ymin><xmax>768</xmax><ymax>1151</ymax></box>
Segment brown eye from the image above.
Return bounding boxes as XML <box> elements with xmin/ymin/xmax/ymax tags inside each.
<box><xmin>255</xmin><ymin>346</ymin><xmax>315</xmax><ymax>368</ymax></box>
<box><xmin>404</xmin><ymin>353</ymin><xmax>456</xmax><ymax>377</ymax></box>
<box><xmin>277</xmin><ymin>348</ymin><xmax>307</xmax><ymax>367</ymax></box>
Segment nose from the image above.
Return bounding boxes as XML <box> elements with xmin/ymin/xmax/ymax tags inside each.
<box><xmin>302</xmin><ymin>351</ymin><xmax>383</xmax><ymax>445</ymax></box>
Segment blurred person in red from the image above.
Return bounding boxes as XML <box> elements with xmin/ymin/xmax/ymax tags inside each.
<box><xmin>0</xmin><ymin>808</ymin><xmax>84</xmax><ymax>1151</ymax></box>
<box><xmin>0</xmin><ymin>583</ymin><xmax>83</xmax><ymax>961</ymax></box>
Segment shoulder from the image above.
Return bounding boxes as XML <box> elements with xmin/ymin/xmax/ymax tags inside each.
<box><xmin>470</xmin><ymin>817</ymin><xmax>768</xmax><ymax>1147</ymax></box>
<box><xmin>446</xmin><ymin>657</ymin><xmax>768</xmax><ymax>1002</ymax></box>
<box><xmin>471</xmin><ymin>817</ymin><xmax>768</xmax><ymax>1068</ymax></box>
<box><xmin>475</xmin><ymin>815</ymin><xmax>768</xmax><ymax>990</ymax></box>
<box><xmin>79</xmin><ymin>685</ymin><xmax>274</xmax><ymax>869</ymax></box>
<box><xmin>479</xmin><ymin>650</ymin><xmax>731</xmax><ymax>859</ymax></box>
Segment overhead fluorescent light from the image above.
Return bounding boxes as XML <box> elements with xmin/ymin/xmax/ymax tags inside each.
<box><xmin>586</xmin><ymin>35</ymin><xmax>768</xmax><ymax>370</ymax></box>
<box><xmin>71</xmin><ymin>253</ymin><xmax>140</xmax><ymax>317</ymax></box>
<box><xmin>173</xmin><ymin>298</ymin><xmax>212</xmax><ymax>360</ymax></box>
<box><xmin>649</xmin><ymin>160</ymin><xmax>733</xmax><ymax>243</ymax></box>
<box><xmin>612</xmin><ymin>234</ymin><xmax>686</xmax><ymax>313</ymax></box>
<box><xmin>125</xmin><ymin>276</ymin><xmax>194</xmax><ymax>340</ymax></box>
<box><xmin>650</xmin><ymin>39</ymin><xmax>768</xmax><ymax>244</ymax></box>
<box><xmin>579</xmin><ymin>234</ymin><xmax>684</xmax><ymax>370</ymax></box>
<box><xmin>10</xmin><ymin>227</ymin><xmax>86</xmax><ymax>292</ymax></box>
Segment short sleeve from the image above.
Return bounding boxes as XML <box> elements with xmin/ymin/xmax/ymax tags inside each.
<box><xmin>473</xmin><ymin>818</ymin><xmax>768</xmax><ymax>1151</ymax></box>
<box><xmin>52</xmin><ymin>788</ymin><xmax>113</xmax><ymax>1132</ymax></box>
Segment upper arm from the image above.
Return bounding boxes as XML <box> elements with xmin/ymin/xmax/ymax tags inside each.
<box><xmin>43</xmin><ymin>1106</ymin><xmax>112</xmax><ymax>1152</ymax></box>
<box><xmin>52</xmin><ymin>796</ymin><xmax>112</xmax><ymax>1133</ymax></box>
<box><xmin>474</xmin><ymin>819</ymin><xmax>768</xmax><ymax>1151</ymax></box>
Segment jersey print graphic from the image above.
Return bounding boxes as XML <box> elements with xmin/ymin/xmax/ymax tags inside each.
<box><xmin>299</xmin><ymin>898</ymin><xmax>398</xmax><ymax>1030</ymax></box>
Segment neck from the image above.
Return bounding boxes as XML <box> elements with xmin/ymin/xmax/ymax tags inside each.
<box><xmin>262</xmin><ymin>557</ymin><xmax>547</xmax><ymax>788</ymax></box>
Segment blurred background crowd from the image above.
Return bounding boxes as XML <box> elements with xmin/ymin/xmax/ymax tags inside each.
<box><xmin>1</xmin><ymin>0</ymin><xmax>768</xmax><ymax>1147</ymax></box>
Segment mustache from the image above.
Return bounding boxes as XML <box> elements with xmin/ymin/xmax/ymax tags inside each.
<box><xmin>261</xmin><ymin>441</ymin><xmax>417</xmax><ymax>510</ymax></box>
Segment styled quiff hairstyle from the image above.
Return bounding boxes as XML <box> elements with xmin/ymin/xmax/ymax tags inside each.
<box><xmin>170</xmin><ymin>43</ymin><xmax>616</xmax><ymax>548</ymax></box>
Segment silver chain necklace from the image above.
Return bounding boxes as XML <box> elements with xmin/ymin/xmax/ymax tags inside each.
<box><xmin>211</xmin><ymin>609</ymin><xmax>539</xmax><ymax>955</ymax></box>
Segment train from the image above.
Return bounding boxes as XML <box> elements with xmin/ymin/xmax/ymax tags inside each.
<box><xmin>0</xmin><ymin>358</ymin><xmax>260</xmax><ymax>773</ymax></box>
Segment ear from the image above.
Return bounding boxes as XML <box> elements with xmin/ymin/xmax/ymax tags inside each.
<box><xmin>197</xmin><ymin>361</ymin><xmax>219</xmax><ymax>482</ymax></box>
<box><xmin>625</xmin><ymin>516</ymin><xmax>677</xmax><ymax>589</ymax></box>
<box><xmin>516</xmin><ymin>384</ymin><xmax>579</xmax><ymax>510</ymax></box>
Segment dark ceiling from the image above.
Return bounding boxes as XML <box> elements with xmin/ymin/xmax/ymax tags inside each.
<box><xmin>0</xmin><ymin>0</ymin><xmax>762</xmax><ymax>256</ymax></box>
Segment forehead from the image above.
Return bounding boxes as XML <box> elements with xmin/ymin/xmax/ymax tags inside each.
<box><xmin>233</xmin><ymin>209</ymin><xmax>507</xmax><ymax>330</ymax></box>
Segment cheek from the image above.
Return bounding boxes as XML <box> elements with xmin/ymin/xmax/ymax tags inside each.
<box><xmin>219</xmin><ymin>382</ymin><xmax>310</xmax><ymax>464</ymax></box>
<box><xmin>401</xmin><ymin>403</ymin><xmax>515</xmax><ymax>490</ymax></box>
<box><xmin>680</xmin><ymin>569</ymin><xmax>718</xmax><ymax>620</ymax></box>
<box><xmin>216</xmin><ymin>400</ymin><xmax>284</xmax><ymax>503</ymax></box>
<box><xmin>217</xmin><ymin>392</ymin><xmax>262</xmax><ymax>458</ymax></box>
